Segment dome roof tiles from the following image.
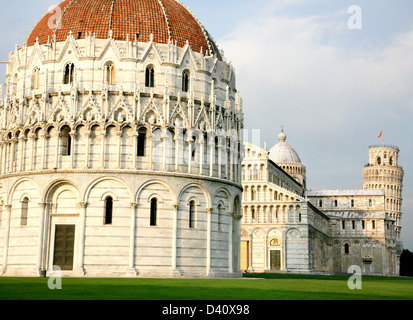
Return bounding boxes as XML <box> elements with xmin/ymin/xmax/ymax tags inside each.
<box><xmin>27</xmin><ymin>0</ymin><xmax>219</xmax><ymax>58</ymax></box>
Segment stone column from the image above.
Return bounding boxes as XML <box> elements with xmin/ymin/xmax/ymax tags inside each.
<box><xmin>225</xmin><ymin>143</ymin><xmax>229</xmax><ymax>179</ymax></box>
<box><xmin>117</xmin><ymin>130</ymin><xmax>123</xmax><ymax>169</ymax></box>
<box><xmin>1</xmin><ymin>204</ymin><xmax>12</xmax><ymax>274</ymax></box>
<box><xmin>4</xmin><ymin>143</ymin><xmax>8</xmax><ymax>174</ymax></box>
<box><xmin>229</xmin><ymin>145</ymin><xmax>234</xmax><ymax>181</ymax></box>
<box><xmin>199</xmin><ymin>135</ymin><xmax>204</xmax><ymax>175</ymax></box>
<box><xmin>132</xmin><ymin>131</ymin><xmax>139</xmax><ymax>169</ymax></box>
<box><xmin>127</xmin><ymin>202</ymin><xmax>138</xmax><ymax>276</ymax></box>
<box><xmin>36</xmin><ymin>202</ymin><xmax>49</xmax><ymax>275</ymax></box>
<box><xmin>218</xmin><ymin>138</ymin><xmax>222</xmax><ymax>178</ymax></box>
<box><xmin>19</xmin><ymin>136</ymin><xmax>26</xmax><ymax>172</ymax></box>
<box><xmin>228</xmin><ymin>211</ymin><xmax>233</xmax><ymax>273</ymax></box>
<box><xmin>187</xmin><ymin>137</ymin><xmax>193</xmax><ymax>174</ymax></box>
<box><xmin>148</xmin><ymin>133</ymin><xmax>153</xmax><ymax>170</ymax></box>
<box><xmin>29</xmin><ymin>134</ymin><xmax>36</xmax><ymax>171</ymax></box>
<box><xmin>41</xmin><ymin>133</ymin><xmax>50</xmax><ymax>170</ymax></box>
<box><xmin>161</xmin><ymin>130</ymin><xmax>167</xmax><ymax>171</ymax></box>
<box><xmin>206</xmin><ymin>207</ymin><xmax>214</xmax><ymax>277</ymax></box>
<box><xmin>9</xmin><ymin>138</ymin><xmax>16</xmax><ymax>173</ymax></box>
<box><xmin>85</xmin><ymin>130</ymin><xmax>91</xmax><ymax>168</ymax></box>
<box><xmin>54</xmin><ymin>133</ymin><xmax>60</xmax><ymax>169</ymax></box>
<box><xmin>248</xmin><ymin>235</ymin><xmax>253</xmax><ymax>272</ymax></box>
<box><xmin>232</xmin><ymin>212</ymin><xmax>242</xmax><ymax>275</ymax></box>
<box><xmin>100</xmin><ymin>131</ymin><xmax>106</xmax><ymax>169</ymax></box>
<box><xmin>171</xmin><ymin>204</ymin><xmax>180</xmax><ymax>276</ymax></box>
<box><xmin>208</xmin><ymin>133</ymin><xmax>214</xmax><ymax>177</ymax></box>
<box><xmin>69</xmin><ymin>131</ymin><xmax>77</xmax><ymax>169</ymax></box>
<box><xmin>174</xmin><ymin>131</ymin><xmax>180</xmax><ymax>171</ymax></box>
<box><xmin>75</xmin><ymin>201</ymin><xmax>87</xmax><ymax>275</ymax></box>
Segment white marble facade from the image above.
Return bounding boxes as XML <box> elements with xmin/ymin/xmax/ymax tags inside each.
<box><xmin>241</xmin><ymin>133</ymin><xmax>402</xmax><ymax>276</ymax></box>
<box><xmin>0</xmin><ymin>13</ymin><xmax>244</xmax><ymax>278</ymax></box>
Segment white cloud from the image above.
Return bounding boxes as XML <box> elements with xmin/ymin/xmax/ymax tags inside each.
<box><xmin>218</xmin><ymin>5</ymin><xmax>413</xmax><ymax>249</ymax></box>
<box><xmin>219</xmin><ymin>9</ymin><xmax>413</xmax><ymax>138</ymax></box>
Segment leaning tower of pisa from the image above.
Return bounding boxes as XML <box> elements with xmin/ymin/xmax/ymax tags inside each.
<box><xmin>362</xmin><ymin>144</ymin><xmax>404</xmax><ymax>241</ymax></box>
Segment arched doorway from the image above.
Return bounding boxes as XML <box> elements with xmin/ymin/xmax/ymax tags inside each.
<box><xmin>268</xmin><ymin>237</ymin><xmax>282</xmax><ymax>271</ymax></box>
<box><xmin>44</xmin><ymin>182</ymin><xmax>81</xmax><ymax>273</ymax></box>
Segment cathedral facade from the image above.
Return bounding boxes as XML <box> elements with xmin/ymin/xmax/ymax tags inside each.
<box><xmin>240</xmin><ymin>131</ymin><xmax>403</xmax><ymax>276</ymax></box>
<box><xmin>0</xmin><ymin>0</ymin><xmax>243</xmax><ymax>278</ymax></box>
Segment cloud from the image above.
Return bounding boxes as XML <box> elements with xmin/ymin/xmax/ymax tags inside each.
<box><xmin>218</xmin><ymin>4</ymin><xmax>413</xmax><ymax>249</ymax></box>
<box><xmin>219</xmin><ymin>7</ymin><xmax>413</xmax><ymax>141</ymax></box>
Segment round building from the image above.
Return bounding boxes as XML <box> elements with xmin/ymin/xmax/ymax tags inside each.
<box><xmin>0</xmin><ymin>0</ymin><xmax>244</xmax><ymax>278</ymax></box>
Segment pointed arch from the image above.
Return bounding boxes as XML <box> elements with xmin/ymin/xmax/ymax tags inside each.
<box><xmin>141</xmin><ymin>100</ymin><xmax>164</xmax><ymax>125</ymax></box>
<box><xmin>170</xmin><ymin>102</ymin><xmax>190</xmax><ymax>128</ymax></box>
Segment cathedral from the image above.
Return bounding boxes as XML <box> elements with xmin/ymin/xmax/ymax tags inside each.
<box><xmin>0</xmin><ymin>0</ymin><xmax>243</xmax><ymax>278</ymax></box>
<box><xmin>240</xmin><ymin>130</ymin><xmax>404</xmax><ymax>276</ymax></box>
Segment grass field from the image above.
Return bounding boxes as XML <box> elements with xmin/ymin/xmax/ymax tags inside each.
<box><xmin>0</xmin><ymin>273</ymin><xmax>412</xmax><ymax>300</ymax></box>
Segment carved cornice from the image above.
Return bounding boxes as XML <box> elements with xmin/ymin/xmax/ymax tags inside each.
<box><xmin>0</xmin><ymin>169</ymin><xmax>243</xmax><ymax>190</ymax></box>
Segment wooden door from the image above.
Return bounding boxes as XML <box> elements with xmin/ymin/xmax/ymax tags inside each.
<box><xmin>270</xmin><ymin>250</ymin><xmax>281</xmax><ymax>271</ymax></box>
<box><xmin>53</xmin><ymin>225</ymin><xmax>75</xmax><ymax>271</ymax></box>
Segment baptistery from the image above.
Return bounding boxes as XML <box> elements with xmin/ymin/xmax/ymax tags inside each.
<box><xmin>0</xmin><ymin>0</ymin><xmax>244</xmax><ymax>278</ymax></box>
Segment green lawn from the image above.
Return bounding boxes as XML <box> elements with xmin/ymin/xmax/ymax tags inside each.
<box><xmin>0</xmin><ymin>273</ymin><xmax>412</xmax><ymax>300</ymax></box>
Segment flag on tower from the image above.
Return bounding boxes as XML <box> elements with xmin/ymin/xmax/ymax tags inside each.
<box><xmin>378</xmin><ymin>131</ymin><xmax>383</xmax><ymax>138</ymax></box>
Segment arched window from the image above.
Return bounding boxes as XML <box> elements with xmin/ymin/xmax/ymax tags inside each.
<box><xmin>150</xmin><ymin>198</ymin><xmax>157</xmax><ymax>226</ymax></box>
<box><xmin>33</xmin><ymin>68</ymin><xmax>40</xmax><ymax>90</ymax></box>
<box><xmin>218</xmin><ymin>203</ymin><xmax>224</xmax><ymax>231</ymax></box>
<box><xmin>105</xmin><ymin>62</ymin><xmax>115</xmax><ymax>85</ymax></box>
<box><xmin>191</xmin><ymin>136</ymin><xmax>197</xmax><ymax>159</ymax></box>
<box><xmin>60</xmin><ymin>126</ymin><xmax>71</xmax><ymax>156</ymax></box>
<box><xmin>319</xmin><ymin>199</ymin><xmax>323</xmax><ymax>207</ymax></box>
<box><xmin>145</xmin><ymin>66</ymin><xmax>155</xmax><ymax>87</ymax></box>
<box><xmin>189</xmin><ymin>200</ymin><xmax>196</xmax><ymax>228</ymax></box>
<box><xmin>376</xmin><ymin>156</ymin><xmax>381</xmax><ymax>165</ymax></box>
<box><xmin>137</xmin><ymin>128</ymin><xmax>146</xmax><ymax>156</ymax></box>
<box><xmin>344</xmin><ymin>243</ymin><xmax>350</xmax><ymax>254</ymax></box>
<box><xmin>21</xmin><ymin>197</ymin><xmax>29</xmax><ymax>226</ymax></box>
<box><xmin>389</xmin><ymin>157</ymin><xmax>393</xmax><ymax>166</ymax></box>
<box><xmin>104</xmin><ymin>196</ymin><xmax>113</xmax><ymax>225</ymax></box>
<box><xmin>64</xmin><ymin>63</ymin><xmax>75</xmax><ymax>84</ymax></box>
<box><xmin>182</xmin><ymin>70</ymin><xmax>190</xmax><ymax>92</ymax></box>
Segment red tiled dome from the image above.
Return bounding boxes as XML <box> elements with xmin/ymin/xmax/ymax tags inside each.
<box><xmin>27</xmin><ymin>0</ymin><xmax>220</xmax><ymax>57</ymax></box>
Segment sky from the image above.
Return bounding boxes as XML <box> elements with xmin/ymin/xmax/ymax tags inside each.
<box><xmin>0</xmin><ymin>0</ymin><xmax>412</xmax><ymax>251</ymax></box>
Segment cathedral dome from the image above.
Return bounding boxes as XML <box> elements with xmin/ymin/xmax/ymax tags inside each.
<box><xmin>269</xmin><ymin>130</ymin><xmax>302</xmax><ymax>164</ymax></box>
<box><xmin>27</xmin><ymin>0</ymin><xmax>220</xmax><ymax>58</ymax></box>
